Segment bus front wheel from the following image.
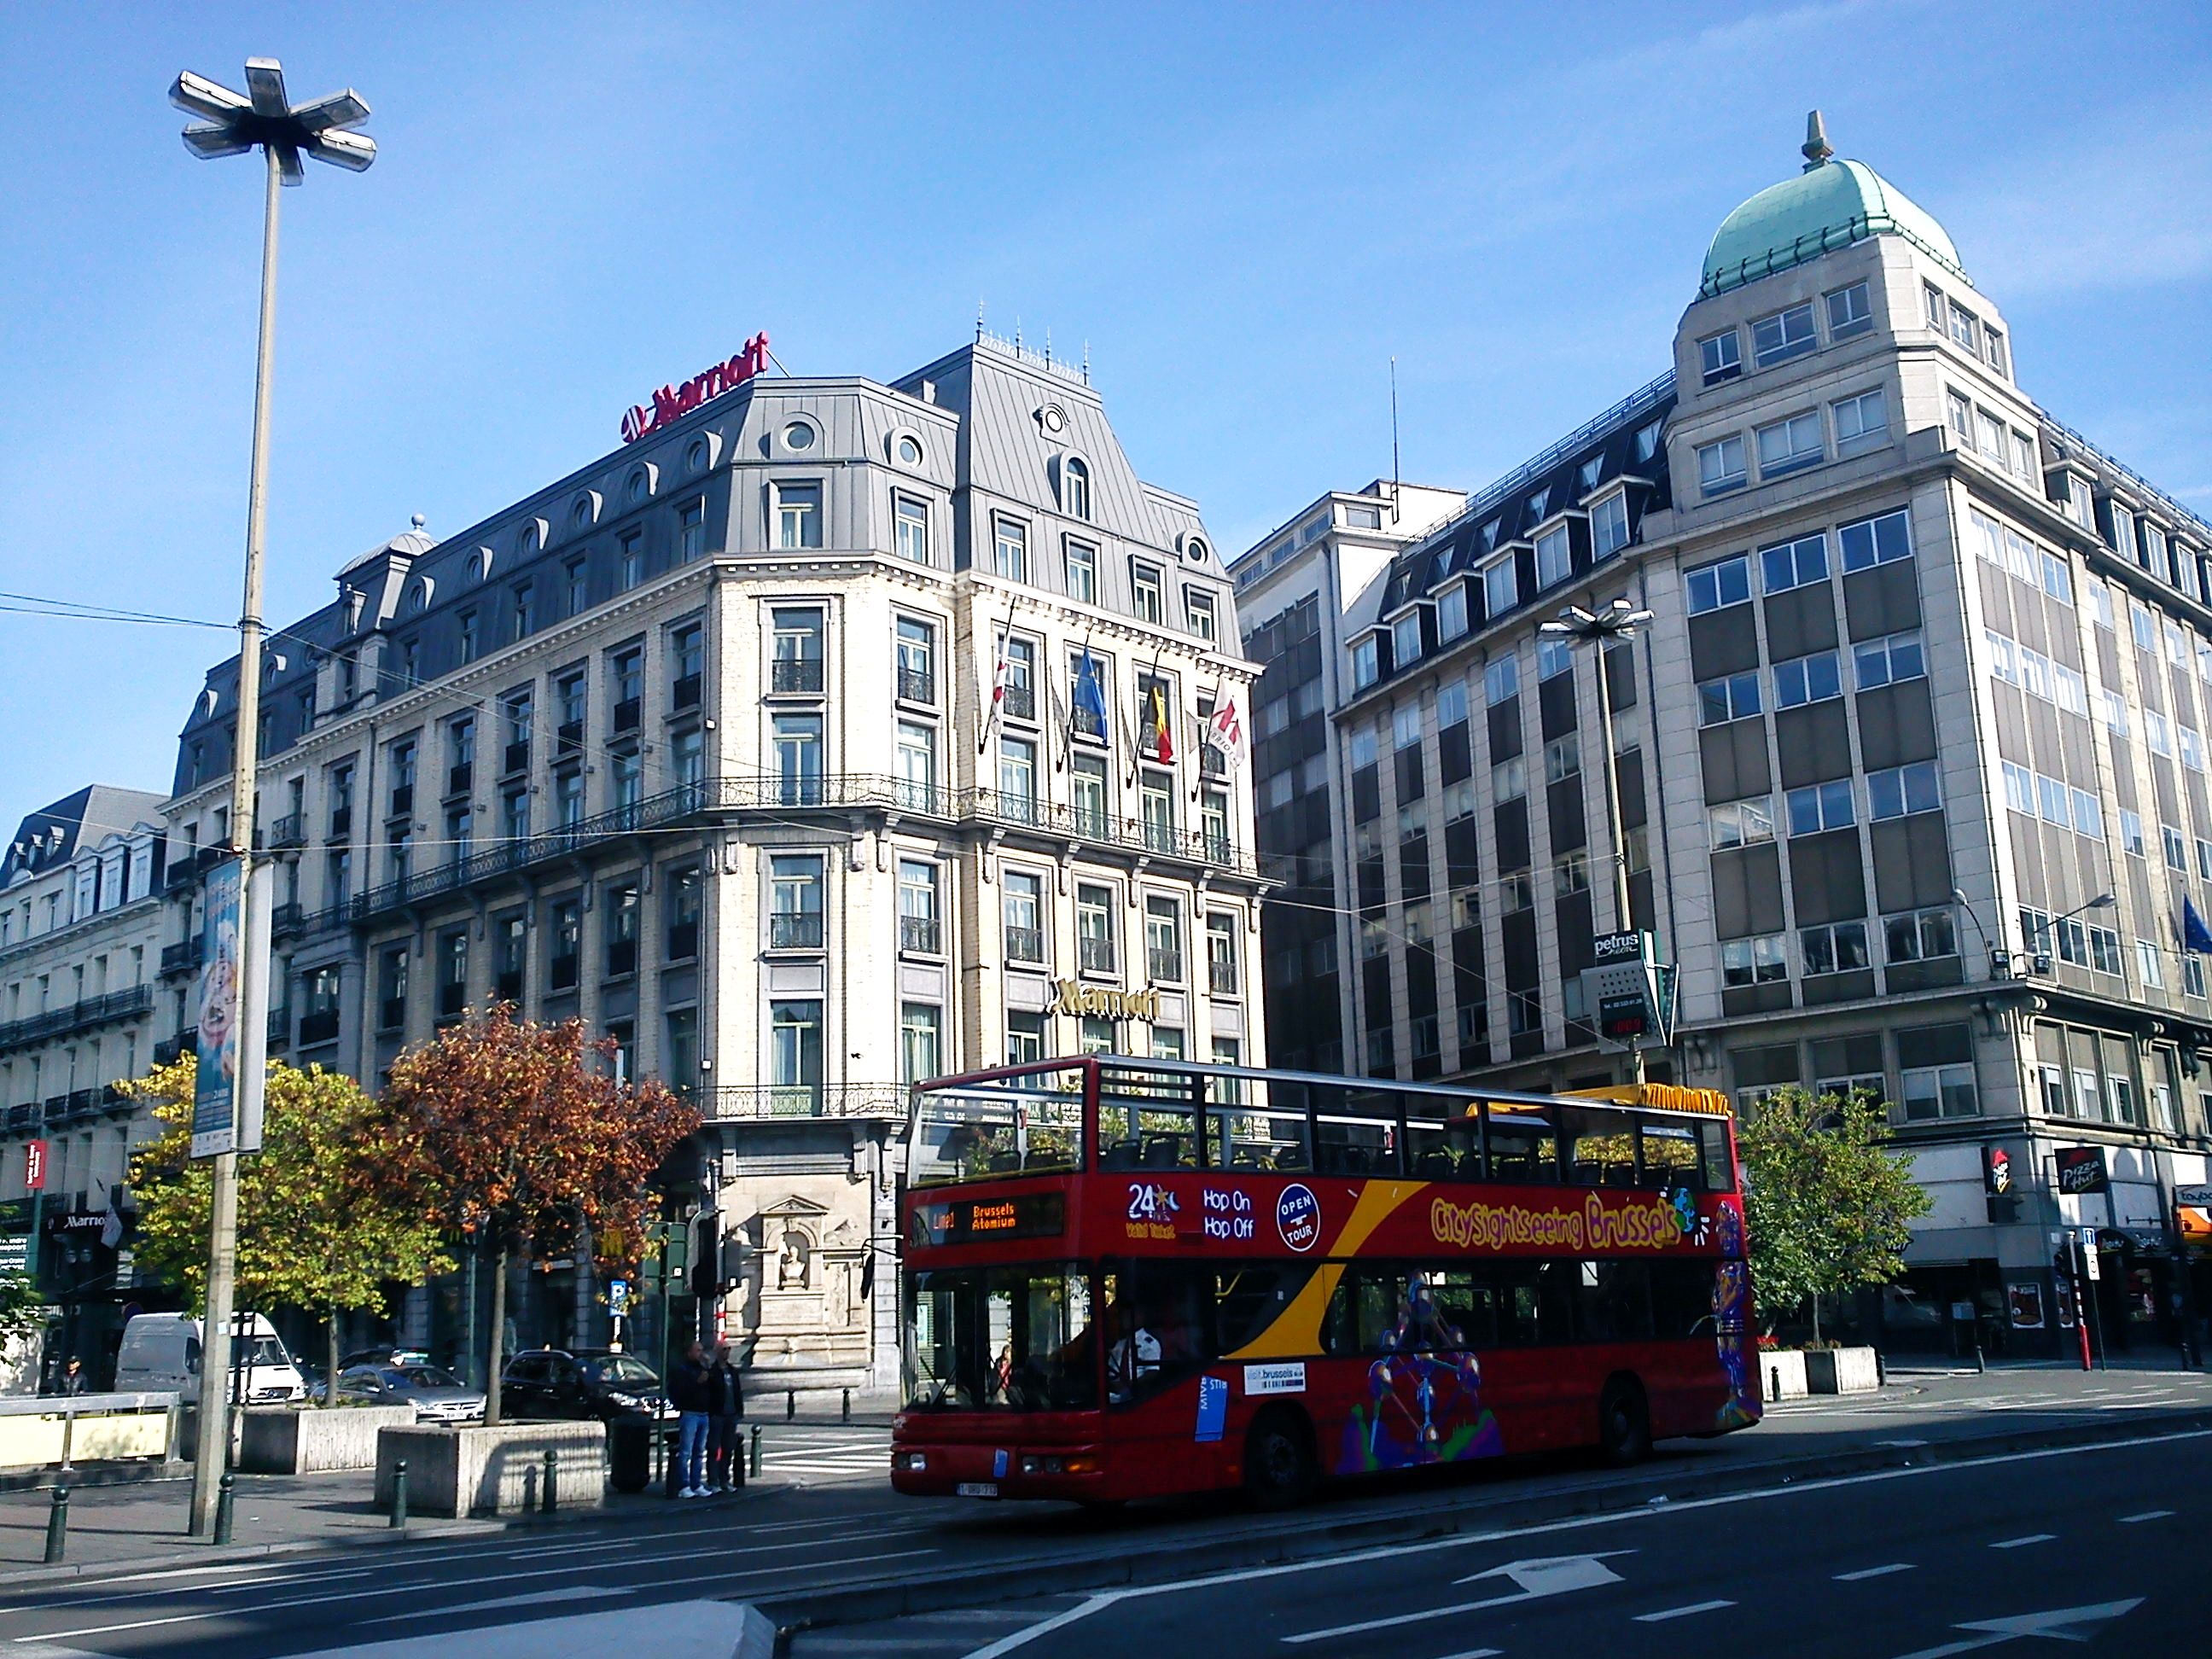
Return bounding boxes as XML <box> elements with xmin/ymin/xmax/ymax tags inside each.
<box><xmin>1243</xmin><ymin>1407</ymin><xmax>1316</xmax><ymax>1509</ymax></box>
<box><xmin>1598</xmin><ymin>1376</ymin><xmax>1652</xmax><ymax>1467</ymax></box>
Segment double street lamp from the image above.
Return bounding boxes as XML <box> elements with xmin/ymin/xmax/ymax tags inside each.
<box><xmin>169</xmin><ymin>57</ymin><xmax>374</xmax><ymax>1539</ymax></box>
<box><xmin>1539</xmin><ymin>598</ymin><xmax>1657</xmax><ymax>1083</ymax></box>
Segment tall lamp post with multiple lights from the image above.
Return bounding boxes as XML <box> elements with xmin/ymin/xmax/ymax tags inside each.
<box><xmin>169</xmin><ymin>58</ymin><xmax>374</xmax><ymax>1539</ymax></box>
<box><xmin>1540</xmin><ymin>598</ymin><xmax>1659</xmax><ymax>1086</ymax></box>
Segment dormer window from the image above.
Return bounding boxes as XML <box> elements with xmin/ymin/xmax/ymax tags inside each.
<box><xmin>1634</xmin><ymin>418</ymin><xmax>1663</xmax><ymax>463</ymax></box>
<box><xmin>1437</xmin><ymin>584</ymin><xmax>1469</xmax><ymax>641</ymax></box>
<box><xmin>1480</xmin><ymin>520</ymin><xmax>1500</xmax><ymax>550</ymax></box>
<box><xmin>1526</xmin><ymin>487</ymin><xmax>1551</xmax><ymax>523</ymax></box>
<box><xmin>519</xmin><ymin>522</ymin><xmax>541</xmax><ymax>556</ymax></box>
<box><xmin>1699</xmin><ymin>329</ymin><xmax>1742</xmax><ymax>385</ymax></box>
<box><xmin>1535</xmin><ymin>524</ymin><xmax>1572</xmax><ymax>589</ymax></box>
<box><xmin>1577</xmin><ymin>456</ymin><xmax>1603</xmax><ymax>492</ymax></box>
<box><xmin>1481</xmin><ymin>555</ymin><xmax>1517</xmax><ymax>618</ymax></box>
<box><xmin>1390</xmin><ymin>611</ymin><xmax>1422</xmax><ymax>667</ymax></box>
<box><xmin>1592</xmin><ymin>492</ymin><xmax>1630</xmax><ymax>559</ymax></box>
<box><xmin>1350</xmin><ymin>634</ymin><xmax>1380</xmax><ymax>691</ymax></box>
<box><xmin>571</xmin><ymin>496</ymin><xmax>594</xmax><ymax>530</ymax></box>
<box><xmin>1062</xmin><ymin>457</ymin><xmax>1092</xmax><ymax>521</ymax></box>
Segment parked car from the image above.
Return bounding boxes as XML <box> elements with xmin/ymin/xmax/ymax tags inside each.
<box><xmin>114</xmin><ymin>1313</ymin><xmax>307</xmax><ymax>1403</ymax></box>
<box><xmin>498</xmin><ymin>1348</ymin><xmax>670</xmax><ymax>1421</ymax></box>
<box><xmin>337</xmin><ymin>1348</ymin><xmax>433</xmax><ymax>1371</ymax></box>
<box><xmin>334</xmin><ymin>1363</ymin><xmax>486</xmax><ymax>1423</ymax></box>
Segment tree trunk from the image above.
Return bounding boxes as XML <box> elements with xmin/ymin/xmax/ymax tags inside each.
<box><xmin>485</xmin><ymin>1241</ymin><xmax>509</xmax><ymax>1426</ymax></box>
<box><xmin>1811</xmin><ymin>1295</ymin><xmax>1824</xmax><ymax>1346</ymax></box>
<box><xmin>323</xmin><ymin>1311</ymin><xmax>339</xmax><ymax>1407</ymax></box>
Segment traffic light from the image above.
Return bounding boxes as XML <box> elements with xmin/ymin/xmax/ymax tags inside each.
<box><xmin>719</xmin><ymin>1233</ymin><xmax>747</xmax><ymax>1293</ymax></box>
<box><xmin>690</xmin><ymin>1210</ymin><xmax>719</xmax><ymax>1299</ymax></box>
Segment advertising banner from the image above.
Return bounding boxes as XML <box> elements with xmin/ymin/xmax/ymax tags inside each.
<box><xmin>191</xmin><ymin>859</ymin><xmax>271</xmax><ymax>1159</ymax></box>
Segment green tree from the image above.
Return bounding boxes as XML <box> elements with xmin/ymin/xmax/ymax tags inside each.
<box><xmin>125</xmin><ymin>1057</ymin><xmax>454</xmax><ymax>1400</ymax></box>
<box><xmin>378</xmin><ymin>1008</ymin><xmax>696</xmax><ymax>1423</ymax></box>
<box><xmin>1738</xmin><ymin>1086</ymin><xmax>1932</xmax><ymax>1342</ymax></box>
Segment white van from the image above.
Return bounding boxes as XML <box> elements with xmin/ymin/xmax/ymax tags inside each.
<box><xmin>114</xmin><ymin>1313</ymin><xmax>307</xmax><ymax>1403</ymax></box>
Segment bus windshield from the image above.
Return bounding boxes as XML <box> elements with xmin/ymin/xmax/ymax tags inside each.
<box><xmin>910</xmin><ymin>1073</ymin><xmax>1085</xmax><ymax>1188</ymax></box>
<box><xmin>905</xmin><ymin>1264</ymin><xmax>1098</xmax><ymax>1412</ymax></box>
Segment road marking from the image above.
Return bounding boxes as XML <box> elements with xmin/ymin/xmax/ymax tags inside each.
<box><xmin>358</xmin><ymin>1583</ymin><xmax>628</xmax><ymax>1623</ymax></box>
<box><xmin>949</xmin><ymin>1426</ymin><xmax>2212</xmax><ymax>1656</ymax></box>
<box><xmin>1888</xmin><ymin>1596</ymin><xmax>2144</xmax><ymax>1659</ymax></box>
<box><xmin>1878</xmin><ymin>1438</ymin><xmax>1930</xmax><ymax>1447</ymax></box>
<box><xmin>1435</xmin><ymin>1650</ymin><xmax>1503</xmax><ymax>1658</ymax></box>
<box><xmin>1285</xmin><ymin>1552</ymin><xmax>1632</xmax><ymax>1643</ymax></box>
<box><xmin>1836</xmin><ymin>1563</ymin><xmax>1915</xmax><ymax>1580</ymax></box>
<box><xmin>1988</xmin><ymin>1534</ymin><xmax>2055</xmax><ymax>1549</ymax></box>
<box><xmin>2118</xmin><ymin>1509</ymin><xmax>2174</xmax><ymax>1522</ymax></box>
<box><xmin>1635</xmin><ymin>1599</ymin><xmax>1735</xmax><ymax>1622</ymax></box>
<box><xmin>17</xmin><ymin>1548</ymin><xmax>940</xmax><ymax>1644</ymax></box>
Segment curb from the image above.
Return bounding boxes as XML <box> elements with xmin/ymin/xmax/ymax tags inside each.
<box><xmin>758</xmin><ymin>1406</ymin><xmax>2212</xmax><ymax>1646</ymax></box>
<box><xmin>0</xmin><ymin>1477</ymin><xmax>780</xmax><ymax>1586</ymax></box>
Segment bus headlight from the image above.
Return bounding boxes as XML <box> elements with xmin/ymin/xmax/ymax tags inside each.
<box><xmin>892</xmin><ymin>1451</ymin><xmax>928</xmax><ymax>1472</ymax></box>
<box><xmin>1019</xmin><ymin>1453</ymin><xmax>1098</xmax><ymax>1475</ymax></box>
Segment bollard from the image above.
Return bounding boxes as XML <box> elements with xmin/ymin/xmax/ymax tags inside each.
<box><xmin>57</xmin><ymin>1409</ymin><xmax>76</xmax><ymax>1476</ymax></box>
<box><xmin>43</xmin><ymin>1487</ymin><xmax>67</xmax><ymax>1564</ymax></box>
<box><xmin>841</xmin><ymin>1387</ymin><xmax>851</xmax><ymax>1423</ymax></box>
<box><xmin>1973</xmin><ymin>1327</ymin><xmax>1987</xmax><ymax>1374</ymax></box>
<box><xmin>541</xmin><ymin>1447</ymin><xmax>558</xmax><ymax>1516</ymax></box>
<box><xmin>213</xmin><ymin>1473</ymin><xmax>236</xmax><ymax>1545</ymax></box>
<box><xmin>388</xmin><ymin>1459</ymin><xmax>409</xmax><ymax>1529</ymax></box>
<box><xmin>748</xmin><ymin>1423</ymin><xmax>762</xmax><ymax>1478</ymax></box>
<box><xmin>785</xmin><ymin>1390</ymin><xmax>795</xmax><ymax>1421</ymax></box>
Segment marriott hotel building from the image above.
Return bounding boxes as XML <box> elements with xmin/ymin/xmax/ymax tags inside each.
<box><xmin>156</xmin><ymin>334</ymin><xmax>1264</xmax><ymax>1388</ymax></box>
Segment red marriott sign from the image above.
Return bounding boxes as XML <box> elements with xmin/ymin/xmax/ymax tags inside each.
<box><xmin>621</xmin><ymin>333</ymin><xmax>770</xmax><ymax>445</ymax></box>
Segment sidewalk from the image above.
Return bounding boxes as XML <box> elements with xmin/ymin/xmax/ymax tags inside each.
<box><xmin>0</xmin><ymin>1416</ymin><xmax>892</xmax><ymax>1574</ymax></box>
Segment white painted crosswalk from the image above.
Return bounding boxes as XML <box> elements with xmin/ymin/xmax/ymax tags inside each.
<box><xmin>759</xmin><ymin>1428</ymin><xmax>894</xmax><ymax>1484</ymax></box>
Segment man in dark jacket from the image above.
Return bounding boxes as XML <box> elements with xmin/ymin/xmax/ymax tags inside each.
<box><xmin>668</xmin><ymin>1340</ymin><xmax>713</xmax><ymax>1498</ymax></box>
<box><xmin>706</xmin><ymin>1342</ymin><xmax>746</xmax><ymax>1491</ymax></box>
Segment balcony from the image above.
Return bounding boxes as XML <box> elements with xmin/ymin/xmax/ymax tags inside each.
<box><xmin>1200</xmin><ymin>745</ymin><xmax>1228</xmax><ymax>780</ymax></box>
<box><xmin>389</xmin><ymin>784</ymin><xmax>414</xmax><ymax>818</ymax></box>
<box><xmin>495</xmin><ymin>969</ymin><xmax>524</xmax><ymax>1004</ymax></box>
<box><xmin>436</xmin><ymin>984</ymin><xmax>467</xmax><ymax>1021</ymax></box>
<box><xmin>269</xmin><ymin>902</ymin><xmax>304</xmax><ymax>937</ymax></box>
<box><xmin>899</xmin><ymin>915</ymin><xmax>940</xmax><ymax>955</ymax></box>
<box><xmin>556</xmin><ymin>719</ymin><xmax>585</xmax><ymax>756</ymax></box>
<box><xmin>1208</xmin><ymin>958</ymin><xmax>1239</xmax><ymax>997</ymax></box>
<box><xmin>768</xmin><ymin>913</ymin><xmax>824</xmax><ymax>951</ymax></box>
<box><xmin>1071</xmin><ymin>703</ymin><xmax>1106</xmax><ymax>742</ymax></box>
<box><xmin>613</xmin><ymin>698</ymin><xmax>641</xmax><ymax>734</ymax></box>
<box><xmin>447</xmin><ymin>762</ymin><xmax>474</xmax><ymax>797</ymax></box>
<box><xmin>896</xmin><ymin>667</ymin><xmax>935</xmax><ymax>705</ymax></box>
<box><xmin>1079</xmin><ymin>936</ymin><xmax>1116</xmax><ymax>975</ymax></box>
<box><xmin>606</xmin><ymin>937</ymin><xmax>638</xmax><ymax>978</ymax></box>
<box><xmin>329</xmin><ymin>804</ymin><xmax>352</xmax><ymax>839</ymax></box>
<box><xmin>1148</xmin><ymin>947</ymin><xmax>1185</xmax><ymax>984</ymax></box>
<box><xmin>266</xmin><ymin>1004</ymin><xmax>290</xmax><ymax>1046</ymax></box>
<box><xmin>705</xmin><ymin>1083</ymin><xmax>906</xmax><ymax>1121</ymax></box>
<box><xmin>672</xmin><ymin>672</ymin><xmax>702</xmax><ymax>711</ymax></box>
<box><xmin>378</xmin><ymin>996</ymin><xmax>406</xmax><ymax>1033</ymax></box>
<box><xmin>340</xmin><ymin>774</ymin><xmax>1256</xmax><ymax>928</ymax></box>
<box><xmin>159</xmin><ymin>940</ymin><xmax>203</xmax><ymax>979</ymax></box>
<box><xmin>771</xmin><ymin>658</ymin><xmax>824</xmax><ymax>695</ymax></box>
<box><xmin>502</xmin><ymin>740</ymin><xmax>530</xmax><ymax>776</ymax></box>
<box><xmin>153</xmin><ymin>1028</ymin><xmax>196</xmax><ymax>1067</ymax></box>
<box><xmin>0</xmin><ymin>984</ymin><xmax>154</xmax><ymax>1053</ymax></box>
<box><xmin>1004</xmin><ymin>926</ymin><xmax>1045</xmax><ymax>966</ymax></box>
<box><xmin>164</xmin><ymin>846</ymin><xmax>224</xmax><ymax>893</ymax></box>
<box><xmin>299</xmin><ymin>1008</ymin><xmax>339</xmax><ymax>1045</ymax></box>
<box><xmin>267</xmin><ymin>813</ymin><xmax>307</xmax><ymax>849</ymax></box>
<box><xmin>549</xmin><ymin>954</ymin><xmax>580</xmax><ymax>993</ymax></box>
<box><xmin>1001</xmin><ymin>682</ymin><xmax>1036</xmax><ymax>722</ymax></box>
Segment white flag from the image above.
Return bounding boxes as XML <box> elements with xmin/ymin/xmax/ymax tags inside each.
<box><xmin>1203</xmin><ymin>696</ymin><xmax>1246</xmax><ymax>771</ymax></box>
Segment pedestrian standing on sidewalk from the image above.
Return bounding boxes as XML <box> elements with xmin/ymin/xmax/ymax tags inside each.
<box><xmin>669</xmin><ymin>1340</ymin><xmax>713</xmax><ymax>1499</ymax></box>
<box><xmin>706</xmin><ymin>1342</ymin><xmax>746</xmax><ymax>1492</ymax></box>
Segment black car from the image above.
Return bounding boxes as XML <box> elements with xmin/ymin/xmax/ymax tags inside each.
<box><xmin>498</xmin><ymin>1348</ymin><xmax>671</xmax><ymax>1421</ymax></box>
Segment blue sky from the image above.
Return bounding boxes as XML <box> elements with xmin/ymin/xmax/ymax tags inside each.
<box><xmin>2</xmin><ymin>1</ymin><xmax>2207</xmax><ymax>815</ymax></box>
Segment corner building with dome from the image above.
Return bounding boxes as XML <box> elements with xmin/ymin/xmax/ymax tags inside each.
<box><xmin>1233</xmin><ymin>116</ymin><xmax>2212</xmax><ymax>1359</ymax></box>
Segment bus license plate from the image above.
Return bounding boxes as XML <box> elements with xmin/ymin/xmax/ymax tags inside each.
<box><xmin>956</xmin><ymin>1481</ymin><xmax>999</xmax><ymax>1499</ymax></box>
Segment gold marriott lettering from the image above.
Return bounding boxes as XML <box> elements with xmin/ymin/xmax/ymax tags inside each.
<box><xmin>1051</xmin><ymin>981</ymin><xmax>1161</xmax><ymax>1022</ymax></box>
<box><xmin>1429</xmin><ymin>1191</ymin><xmax>1686</xmax><ymax>1252</ymax></box>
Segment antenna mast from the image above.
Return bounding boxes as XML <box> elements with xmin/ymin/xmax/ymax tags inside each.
<box><xmin>1389</xmin><ymin>357</ymin><xmax>1401</xmax><ymax>523</ymax></box>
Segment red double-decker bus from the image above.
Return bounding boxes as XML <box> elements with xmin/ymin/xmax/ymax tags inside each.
<box><xmin>889</xmin><ymin>1057</ymin><xmax>1759</xmax><ymax>1507</ymax></box>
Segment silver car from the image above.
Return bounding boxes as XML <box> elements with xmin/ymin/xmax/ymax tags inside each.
<box><xmin>336</xmin><ymin>1363</ymin><xmax>486</xmax><ymax>1423</ymax></box>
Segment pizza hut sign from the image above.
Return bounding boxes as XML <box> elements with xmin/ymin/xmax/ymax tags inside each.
<box><xmin>621</xmin><ymin>333</ymin><xmax>770</xmax><ymax>445</ymax></box>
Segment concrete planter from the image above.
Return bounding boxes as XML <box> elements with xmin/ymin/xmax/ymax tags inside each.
<box><xmin>1804</xmin><ymin>1345</ymin><xmax>1881</xmax><ymax>1394</ymax></box>
<box><xmin>375</xmin><ymin>1421</ymin><xmax>608</xmax><ymax>1518</ymax></box>
<box><xmin>1758</xmin><ymin>1349</ymin><xmax>1808</xmax><ymax>1402</ymax></box>
<box><xmin>240</xmin><ymin>1406</ymin><xmax>416</xmax><ymax>1474</ymax></box>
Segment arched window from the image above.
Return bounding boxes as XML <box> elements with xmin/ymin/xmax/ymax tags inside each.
<box><xmin>1063</xmin><ymin>456</ymin><xmax>1091</xmax><ymax>521</ymax></box>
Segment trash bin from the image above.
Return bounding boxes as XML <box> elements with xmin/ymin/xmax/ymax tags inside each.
<box><xmin>608</xmin><ymin>1416</ymin><xmax>652</xmax><ymax>1493</ymax></box>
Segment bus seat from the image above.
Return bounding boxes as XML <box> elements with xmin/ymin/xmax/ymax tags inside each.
<box><xmin>1101</xmin><ymin>1139</ymin><xmax>1141</xmax><ymax>1170</ymax></box>
<box><xmin>1414</xmin><ymin>1149</ymin><xmax>1455</xmax><ymax>1178</ymax></box>
<box><xmin>1140</xmin><ymin>1134</ymin><xmax>1183</xmax><ymax>1168</ymax></box>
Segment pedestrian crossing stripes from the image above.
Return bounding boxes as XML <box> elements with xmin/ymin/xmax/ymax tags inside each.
<box><xmin>759</xmin><ymin>1429</ymin><xmax>893</xmax><ymax>1483</ymax></box>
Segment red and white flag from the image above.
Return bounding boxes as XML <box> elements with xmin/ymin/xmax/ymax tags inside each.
<box><xmin>1203</xmin><ymin>696</ymin><xmax>1246</xmax><ymax>771</ymax></box>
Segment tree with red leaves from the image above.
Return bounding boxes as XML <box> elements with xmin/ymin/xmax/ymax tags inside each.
<box><xmin>379</xmin><ymin>1006</ymin><xmax>697</xmax><ymax>1424</ymax></box>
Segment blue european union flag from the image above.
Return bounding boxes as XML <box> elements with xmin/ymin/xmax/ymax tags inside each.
<box><xmin>2185</xmin><ymin>896</ymin><xmax>2212</xmax><ymax>955</ymax></box>
<box><xmin>1073</xmin><ymin>649</ymin><xmax>1109</xmax><ymax>751</ymax></box>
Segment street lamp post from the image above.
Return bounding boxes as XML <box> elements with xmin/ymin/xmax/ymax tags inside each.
<box><xmin>169</xmin><ymin>57</ymin><xmax>374</xmax><ymax>1540</ymax></box>
<box><xmin>1540</xmin><ymin>599</ymin><xmax>1656</xmax><ymax>1086</ymax></box>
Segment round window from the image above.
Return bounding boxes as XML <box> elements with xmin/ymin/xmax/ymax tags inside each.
<box><xmin>895</xmin><ymin>434</ymin><xmax>923</xmax><ymax>466</ymax></box>
<box><xmin>1040</xmin><ymin>405</ymin><xmax>1067</xmax><ymax>435</ymax></box>
<box><xmin>783</xmin><ymin>421</ymin><xmax>816</xmax><ymax>452</ymax></box>
<box><xmin>626</xmin><ymin>469</ymin><xmax>649</xmax><ymax>504</ymax></box>
<box><xmin>1186</xmin><ymin>537</ymin><xmax>1210</xmax><ymax>565</ymax></box>
<box><xmin>571</xmin><ymin>497</ymin><xmax>592</xmax><ymax>529</ymax></box>
<box><xmin>686</xmin><ymin>439</ymin><xmax>708</xmax><ymax>474</ymax></box>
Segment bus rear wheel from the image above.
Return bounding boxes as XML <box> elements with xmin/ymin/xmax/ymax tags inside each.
<box><xmin>1598</xmin><ymin>1376</ymin><xmax>1652</xmax><ymax>1467</ymax></box>
<box><xmin>1243</xmin><ymin>1408</ymin><xmax>1316</xmax><ymax>1510</ymax></box>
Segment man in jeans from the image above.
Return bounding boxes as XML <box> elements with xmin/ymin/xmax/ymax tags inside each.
<box><xmin>669</xmin><ymin>1340</ymin><xmax>713</xmax><ymax>1499</ymax></box>
<box><xmin>706</xmin><ymin>1342</ymin><xmax>746</xmax><ymax>1491</ymax></box>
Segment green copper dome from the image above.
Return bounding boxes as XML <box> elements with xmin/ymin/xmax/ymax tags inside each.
<box><xmin>1700</xmin><ymin>115</ymin><xmax>1968</xmax><ymax>298</ymax></box>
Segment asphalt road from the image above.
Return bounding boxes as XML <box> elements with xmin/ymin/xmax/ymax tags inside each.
<box><xmin>0</xmin><ymin>1371</ymin><xmax>2203</xmax><ymax>1657</ymax></box>
<box><xmin>795</xmin><ymin>1429</ymin><xmax>2212</xmax><ymax>1659</ymax></box>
